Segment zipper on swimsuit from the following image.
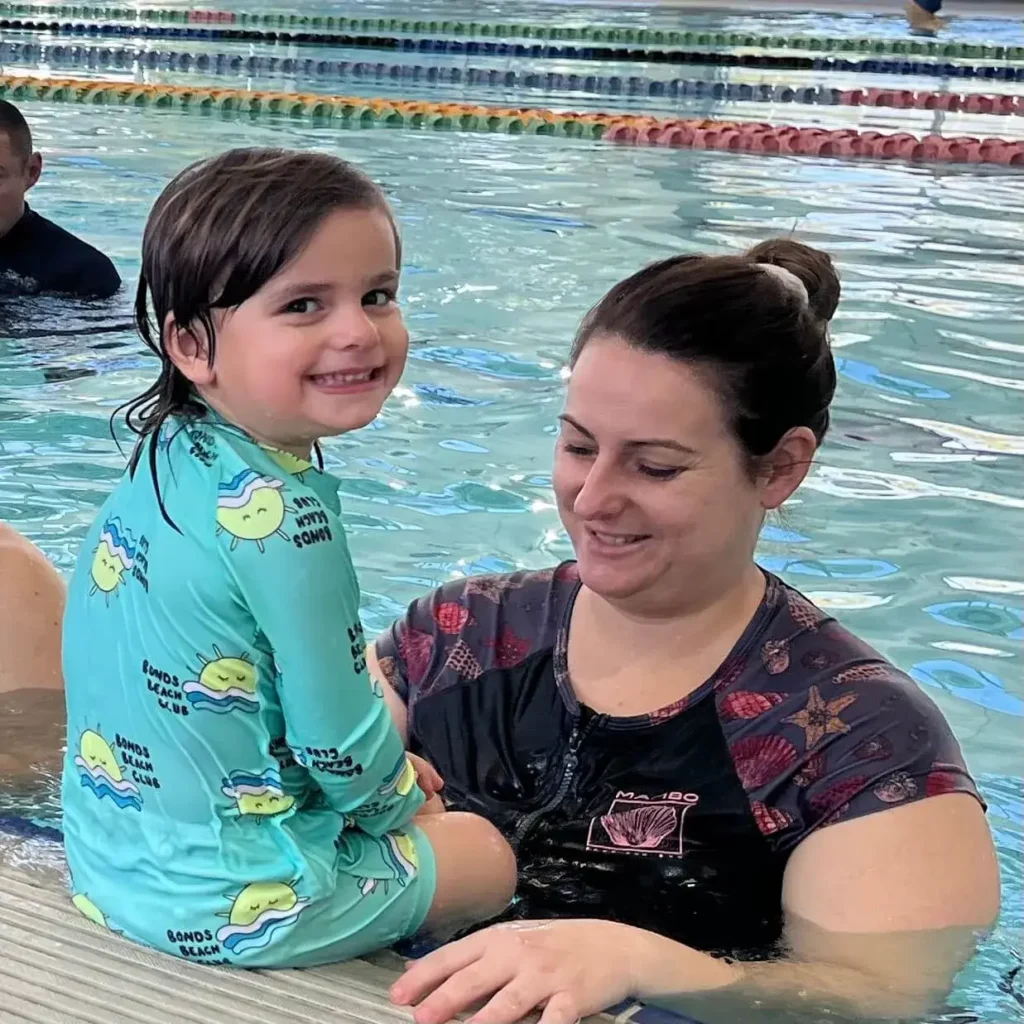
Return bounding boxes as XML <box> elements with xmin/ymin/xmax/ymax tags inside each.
<box><xmin>511</xmin><ymin>716</ymin><xmax>595</xmax><ymax>851</ymax></box>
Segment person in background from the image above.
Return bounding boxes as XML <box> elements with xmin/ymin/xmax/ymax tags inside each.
<box><xmin>0</xmin><ymin>522</ymin><xmax>65</xmax><ymax>798</ymax></box>
<box><xmin>905</xmin><ymin>0</ymin><xmax>945</xmax><ymax>34</ymax></box>
<box><xmin>0</xmin><ymin>100</ymin><xmax>120</xmax><ymax>299</ymax></box>
<box><xmin>0</xmin><ymin>522</ymin><xmax>64</xmax><ymax>696</ymax></box>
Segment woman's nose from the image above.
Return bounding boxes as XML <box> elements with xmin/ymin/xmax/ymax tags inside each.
<box><xmin>572</xmin><ymin>461</ymin><xmax>627</xmax><ymax>519</ymax></box>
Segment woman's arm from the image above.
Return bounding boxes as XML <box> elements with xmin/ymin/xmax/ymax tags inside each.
<box><xmin>367</xmin><ymin>641</ymin><xmax>408</xmax><ymax>744</ymax></box>
<box><xmin>392</xmin><ymin>793</ymin><xmax>999</xmax><ymax>1024</ymax></box>
<box><xmin>640</xmin><ymin>792</ymin><xmax>999</xmax><ymax>1022</ymax></box>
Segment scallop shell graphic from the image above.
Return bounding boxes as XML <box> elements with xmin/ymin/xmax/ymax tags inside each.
<box><xmin>600</xmin><ymin>804</ymin><xmax>678</xmax><ymax>850</ymax></box>
<box><xmin>719</xmin><ymin>690</ymin><xmax>785</xmax><ymax>721</ymax></box>
<box><xmin>750</xmin><ymin>800</ymin><xmax>793</xmax><ymax>837</ymax></box>
<box><xmin>729</xmin><ymin>734</ymin><xmax>799</xmax><ymax>790</ymax></box>
<box><xmin>809</xmin><ymin>775</ymin><xmax>869</xmax><ymax>818</ymax></box>
<box><xmin>786</xmin><ymin>590</ymin><xmax>824</xmax><ymax>632</ymax></box>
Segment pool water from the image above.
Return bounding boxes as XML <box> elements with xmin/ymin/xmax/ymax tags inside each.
<box><xmin>1</xmin><ymin>12</ymin><xmax>1022</xmax><ymax>1021</ymax></box>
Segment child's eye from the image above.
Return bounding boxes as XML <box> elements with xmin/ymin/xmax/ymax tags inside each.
<box><xmin>283</xmin><ymin>297</ymin><xmax>320</xmax><ymax>315</ymax></box>
<box><xmin>363</xmin><ymin>288</ymin><xmax>396</xmax><ymax>308</ymax></box>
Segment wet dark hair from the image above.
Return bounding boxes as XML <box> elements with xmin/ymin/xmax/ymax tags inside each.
<box><xmin>571</xmin><ymin>238</ymin><xmax>839</xmax><ymax>469</ymax></box>
<box><xmin>119</xmin><ymin>146</ymin><xmax>399</xmax><ymax>524</ymax></box>
<box><xmin>0</xmin><ymin>100</ymin><xmax>33</xmax><ymax>164</ymax></box>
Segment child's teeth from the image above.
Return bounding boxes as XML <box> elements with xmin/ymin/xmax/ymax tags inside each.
<box><xmin>318</xmin><ymin>371</ymin><xmax>373</xmax><ymax>384</ymax></box>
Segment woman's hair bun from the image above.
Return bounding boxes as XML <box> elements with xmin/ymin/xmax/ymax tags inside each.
<box><xmin>744</xmin><ymin>238</ymin><xmax>840</xmax><ymax>325</ymax></box>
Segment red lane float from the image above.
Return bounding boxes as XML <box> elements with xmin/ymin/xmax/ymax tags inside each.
<box><xmin>840</xmin><ymin>87</ymin><xmax>1024</xmax><ymax>115</ymax></box>
<box><xmin>603</xmin><ymin>118</ymin><xmax>1024</xmax><ymax>164</ymax></box>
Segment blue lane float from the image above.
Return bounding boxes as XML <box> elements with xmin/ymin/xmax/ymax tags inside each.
<box><xmin>925</xmin><ymin>600</ymin><xmax>1024</xmax><ymax>640</ymax></box>
<box><xmin>4</xmin><ymin>21</ymin><xmax>1024</xmax><ymax>82</ymax></box>
<box><xmin>910</xmin><ymin>659</ymin><xmax>1024</xmax><ymax>717</ymax></box>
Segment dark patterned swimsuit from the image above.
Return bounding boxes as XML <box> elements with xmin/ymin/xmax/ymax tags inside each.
<box><xmin>376</xmin><ymin>563</ymin><xmax>981</xmax><ymax>958</ymax></box>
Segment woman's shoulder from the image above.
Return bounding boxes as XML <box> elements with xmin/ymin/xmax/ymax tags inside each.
<box><xmin>374</xmin><ymin>562</ymin><xmax>581</xmax><ymax>701</ymax></box>
<box><xmin>713</xmin><ymin>576</ymin><xmax>982</xmax><ymax>850</ymax></box>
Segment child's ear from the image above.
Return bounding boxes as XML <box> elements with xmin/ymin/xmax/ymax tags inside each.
<box><xmin>164</xmin><ymin>315</ymin><xmax>215</xmax><ymax>387</ymax></box>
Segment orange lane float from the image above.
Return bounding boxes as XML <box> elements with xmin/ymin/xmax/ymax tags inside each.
<box><xmin>1</xmin><ymin>74</ymin><xmax>1021</xmax><ymax>165</ymax></box>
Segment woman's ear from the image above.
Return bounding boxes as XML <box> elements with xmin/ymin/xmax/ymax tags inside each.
<box><xmin>164</xmin><ymin>315</ymin><xmax>215</xmax><ymax>387</ymax></box>
<box><xmin>759</xmin><ymin>426</ymin><xmax>818</xmax><ymax>510</ymax></box>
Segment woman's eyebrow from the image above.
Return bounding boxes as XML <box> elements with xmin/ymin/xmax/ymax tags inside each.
<box><xmin>559</xmin><ymin>414</ymin><xmax>697</xmax><ymax>455</ymax></box>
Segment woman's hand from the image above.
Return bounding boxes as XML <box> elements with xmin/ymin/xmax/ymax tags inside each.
<box><xmin>390</xmin><ymin>919</ymin><xmax>643</xmax><ymax>1024</ymax></box>
<box><xmin>408</xmin><ymin>752</ymin><xmax>444</xmax><ymax>801</ymax></box>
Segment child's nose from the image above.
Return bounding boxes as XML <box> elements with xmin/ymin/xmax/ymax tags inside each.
<box><xmin>329</xmin><ymin>305</ymin><xmax>379</xmax><ymax>348</ymax></box>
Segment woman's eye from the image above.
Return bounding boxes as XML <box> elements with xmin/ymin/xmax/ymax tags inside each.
<box><xmin>638</xmin><ymin>464</ymin><xmax>683</xmax><ymax>480</ymax></box>
<box><xmin>363</xmin><ymin>288</ymin><xmax>396</xmax><ymax>308</ymax></box>
<box><xmin>283</xmin><ymin>297</ymin><xmax>320</xmax><ymax>315</ymax></box>
<box><xmin>562</xmin><ymin>442</ymin><xmax>595</xmax><ymax>458</ymax></box>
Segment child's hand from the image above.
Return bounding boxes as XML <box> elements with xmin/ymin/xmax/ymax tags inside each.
<box><xmin>408</xmin><ymin>753</ymin><xmax>444</xmax><ymax>800</ymax></box>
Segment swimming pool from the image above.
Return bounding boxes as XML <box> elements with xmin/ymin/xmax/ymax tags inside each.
<box><xmin>1</xmin><ymin>4</ymin><xmax>1022</xmax><ymax>1021</ymax></box>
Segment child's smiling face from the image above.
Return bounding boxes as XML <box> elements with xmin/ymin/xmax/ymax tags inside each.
<box><xmin>172</xmin><ymin>205</ymin><xmax>407</xmax><ymax>457</ymax></box>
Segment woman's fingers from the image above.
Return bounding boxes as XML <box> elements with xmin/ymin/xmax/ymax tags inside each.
<box><xmin>390</xmin><ymin>935</ymin><xmax>483</xmax><ymax>1005</ymax></box>
<box><xmin>538</xmin><ymin>992</ymin><xmax>583</xmax><ymax>1024</ymax></box>
<box><xmin>409</xmin><ymin>958</ymin><xmax>518</xmax><ymax>1024</ymax></box>
<box><xmin>468</xmin><ymin>977</ymin><xmax>556</xmax><ymax>1024</ymax></box>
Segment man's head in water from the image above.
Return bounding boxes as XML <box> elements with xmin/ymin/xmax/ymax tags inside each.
<box><xmin>0</xmin><ymin>101</ymin><xmax>42</xmax><ymax>238</ymax></box>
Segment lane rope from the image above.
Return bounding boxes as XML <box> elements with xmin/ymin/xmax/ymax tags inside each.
<box><xmin>4</xmin><ymin>41</ymin><xmax>1022</xmax><ymax>114</ymax></box>
<box><xmin>0</xmin><ymin>3</ymin><xmax>1022</xmax><ymax>61</ymax></box>
<box><xmin>2</xmin><ymin>73</ymin><xmax>1021</xmax><ymax>165</ymax></box>
<box><xmin>2</xmin><ymin>19</ymin><xmax>1023</xmax><ymax>81</ymax></box>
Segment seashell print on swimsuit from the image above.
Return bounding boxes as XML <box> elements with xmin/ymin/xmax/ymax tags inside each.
<box><xmin>586</xmin><ymin>791</ymin><xmax>699</xmax><ymax>858</ymax></box>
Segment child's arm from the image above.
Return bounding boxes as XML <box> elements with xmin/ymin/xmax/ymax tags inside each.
<box><xmin>220</xmin><ymin>502</ymin><xmax>423</xmax><ymax>836</ymax></box>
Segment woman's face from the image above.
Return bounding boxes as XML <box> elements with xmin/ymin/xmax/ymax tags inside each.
<box><xmin>554</xmin><ymin>335</ymin><xmax>794</xmax><ymax>614</ymax></box>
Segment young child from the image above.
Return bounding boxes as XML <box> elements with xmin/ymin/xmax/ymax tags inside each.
<box><xmin>61</xmin><ymin>148</ymin><xmax>515</xmax><ymax>968</ymax></box>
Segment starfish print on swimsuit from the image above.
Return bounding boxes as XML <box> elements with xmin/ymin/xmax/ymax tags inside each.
<box><xmin>782</xmin><ymin>685</ymin><xmax>858</xmax><ymax>748</ymax></box>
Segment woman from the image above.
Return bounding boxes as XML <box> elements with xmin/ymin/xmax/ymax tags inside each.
<box><xmin>370</xmin><ymin>240</ymin><xmax>999</xmax><ymax>1024</ymax></box>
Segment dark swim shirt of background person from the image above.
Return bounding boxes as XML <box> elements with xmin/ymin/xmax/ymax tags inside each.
<box><xmin>0</xmin><ymin>101</ymin><xmax>120</xmax><ymax>300</ymax></box>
